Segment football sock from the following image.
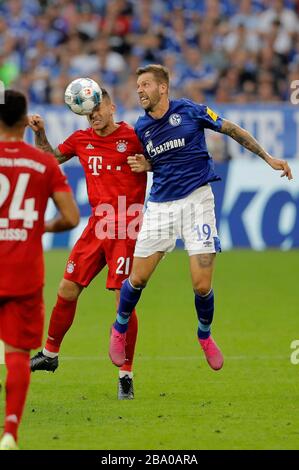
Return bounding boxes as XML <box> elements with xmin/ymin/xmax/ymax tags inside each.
<box><xmin>45</xmin><ymin>295</ymin><xmax>77</xmax><ymax>353</ymax></box>
<box><xmin>4</xmin><ymin>351</ymin><xmax>30</xmax><ymax>442</ymax></box>
<box><xmin>119</xmin><ymin>370</ymin><xmax>133</xmax><ymax>379</ymax></box>
<box><xmin>195</xmin><ymin>289</ymin><xmax>214</xmax><ymax>339</ymax></box>
<box><xmin>121</xmin><ymin>309</ymin><xmax>138</xmax><ymax>372</ymax></box>
<box><xmin>114</xmin><ymin>279</ymin><xmax>143</xmax><ymax>334</ymax></box>
<box><xmin>42</xmin><ymin>348</ymin><xmax>58</xmax><ymax>358</ymax></box>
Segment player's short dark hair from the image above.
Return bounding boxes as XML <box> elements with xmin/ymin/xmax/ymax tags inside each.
<box><xmin>87</xmin><ymin>87</ymin><xmax>112</xmax><ymax>121</ymax></box>
<box><xmin>101</xmin><ymin>88</ymin><xmax>111</xmax><ymax>102</ymax></box>
<box><xmin>136</xmin><ymin>64</ymin><xmax>170</xmax><ymax>87</ymax></box>
<box><xmin>0</xmin><ymin>90</ymin><xmax>27</xmax><ymax>127</ymax></box>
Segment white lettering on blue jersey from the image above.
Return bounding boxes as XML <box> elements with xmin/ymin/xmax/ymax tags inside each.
<box><xmin>146</xmin><ymin>138</ymin><xmax>185</xmax><ymax>158</ymax></box>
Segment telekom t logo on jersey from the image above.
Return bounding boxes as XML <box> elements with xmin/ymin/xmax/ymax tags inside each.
<box><xmin>88</xmin><ymin>156</ymin><xmax>122</xmax><ymax>175</ymax></box>
<box><xmin>88</xmin><ymin>156</ymin><xmax>103</xmax><ymax>175</ymax></box>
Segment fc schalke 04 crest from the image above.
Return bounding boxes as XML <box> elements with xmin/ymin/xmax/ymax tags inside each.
<box><xmin>169</xmin><ymin>113</ymin><xmax>182</xmax><ymax>126</ymax></box>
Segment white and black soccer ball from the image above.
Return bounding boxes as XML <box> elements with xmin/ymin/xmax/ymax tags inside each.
<box><xmin>64</xmin><ymin>78</ymin><xmax>102</xmax><ymax>115</ymax></box>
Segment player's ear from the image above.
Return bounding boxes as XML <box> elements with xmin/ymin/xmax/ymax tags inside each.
<box><xmin>111</xmin><ymin>103</ymin><xmax>116</xmax><ymax>114</ymax></box>
<box><xmin>159</xmin><ymin>83</ymin><xmax>168</xmax><ymax>96</ymax></box>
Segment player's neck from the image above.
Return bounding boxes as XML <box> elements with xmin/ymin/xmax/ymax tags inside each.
<box><xmin>0</xmin><ymin>130</ymin><xmax>24</xmax><ymax>142</ymax></box>
<box><xmin>148</xmin><ymin>98</ymin><xmax>170</xmax><ymax>120</ymax></box>
<box><xmin>94</xmin><ymin>122</ymin><xmax>120</xmax><ymax>137</ymax></box>
<box><xmin>0</xmin><ymin>122</ymin><xmax>25</xmax><ymax>142</ymax></box>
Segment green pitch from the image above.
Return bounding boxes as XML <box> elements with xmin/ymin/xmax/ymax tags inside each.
<box><xmin>1</xmin><ymin>249</ymin><xmax>298</xmax><ymax>450</ymax></box>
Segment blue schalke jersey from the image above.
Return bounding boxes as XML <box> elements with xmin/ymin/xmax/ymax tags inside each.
<box><xmin>134</xmin><ymin>98</ymin><xmax>224</xmax><ymax>202</ymax></box>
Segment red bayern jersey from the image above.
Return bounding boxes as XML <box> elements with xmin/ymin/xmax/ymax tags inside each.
<box><xmin>58</xmin><ymin>121</ymin><xmax>147</xmax><ymax>213</ymax></box>
<box><xmin>0</xmin><ymin>141</ymin><xmax>71</xmax><ymax>296</ymax></box>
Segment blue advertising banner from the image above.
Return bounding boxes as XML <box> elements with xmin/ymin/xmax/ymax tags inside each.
<box><xmin>218</xmin><ymin>104</ymin><xmax>299</xmax><ymax>161</ymax></box>
<box><xmin>212</xmin><ymin>161</ymin><xmax>299</xmax><ymax>250</ymax></box>
<box><xmin>24</xmin><ymin>105</ymin><xmax>299</xmax><ymax>250</ymax></box>
<box><xmin>26</xmin><ymin>103</ymin><xmax>299</xmax><ymax>161</ymax></box>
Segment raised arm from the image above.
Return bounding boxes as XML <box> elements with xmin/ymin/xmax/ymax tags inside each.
<box><xmin>28</xmin><ymin>114</ymin><xmax>70</xmax><ymax>165</ymax></box>
<box><xmin>220</xmin><ymin>119</ymin><xmax>293</xmax><ymax>180</ymax></box>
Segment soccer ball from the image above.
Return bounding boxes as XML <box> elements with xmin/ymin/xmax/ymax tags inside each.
<box><xmin>64</xmin><ymin>78</ymin><xmax>102</xmax><ymax>115</ymax></box>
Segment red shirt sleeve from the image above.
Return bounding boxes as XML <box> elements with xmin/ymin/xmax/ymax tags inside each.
<box><xmin>57</xmin><ymin>131</ymin><xmax>79</xmax><ymax>158</ymax></box>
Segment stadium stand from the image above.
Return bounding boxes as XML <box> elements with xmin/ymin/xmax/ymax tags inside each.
<box><xmin>0</xmin><ymin>0</ymin><xmax>299</xmax><ymax>109</ymax></box>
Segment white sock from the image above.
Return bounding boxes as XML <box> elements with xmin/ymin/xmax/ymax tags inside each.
<box><xmin>43</xmin><ymin>348</ymin><xmax>58</xmax><ymax>358</ymax></box>
<box><xmin>119</xmin><ymin>370</ymin><xmax>133</xmax><ymax>379</ymax></box>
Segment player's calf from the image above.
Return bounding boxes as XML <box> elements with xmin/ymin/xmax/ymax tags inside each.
<box><xmin>194</xmin><ymin>289</ymin><xmax>224</xmax><ymax>370</ymax></box>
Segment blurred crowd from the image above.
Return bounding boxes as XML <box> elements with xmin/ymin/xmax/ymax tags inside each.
<box><xmin>1</xmin><ymin>0</ymin><xmax>299</xmax><ymax>110</ymax></box>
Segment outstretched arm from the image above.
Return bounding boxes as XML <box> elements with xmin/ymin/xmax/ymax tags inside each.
<box><xmin>28</xmin><ymin>114</ymin><xmax>70</xmax><ymax>165</ymax></box>
<box><xmin>220</xmin><ymin>119</ymin><xmax>293</xmax><ymax>180</ymax></box>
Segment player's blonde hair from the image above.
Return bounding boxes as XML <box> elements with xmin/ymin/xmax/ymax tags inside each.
<box><xmin>136</xmin><ymin>64</ymin><xmax>169</xmax><ymax>89</ymax></box>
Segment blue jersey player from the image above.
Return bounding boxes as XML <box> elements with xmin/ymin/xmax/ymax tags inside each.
<box><xmin>109</xmin><ymin>64</ymin><xmax>293</xmax><ymax>371</ymax></box>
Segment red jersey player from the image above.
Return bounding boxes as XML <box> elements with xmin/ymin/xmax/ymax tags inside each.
<box><xmin>28</xmin><ymin>88</ymin><xmax>147</xmax><ymax>399</ymax></box>
<box><xmin>0</xmin><ymin>90</ymin><xmax>79</xmax><ymax>450</ymax></box>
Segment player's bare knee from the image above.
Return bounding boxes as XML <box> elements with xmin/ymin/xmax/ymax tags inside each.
<box><xmin>5</xmin><ymin>343</ymin><xmax>29</xmax><ymax>354</ymax></box>
<box><xmin>129</xmin><ymin>274</ymin><xmax>147</xmax><ymax>289</ymax></box>
<box><xmin>193</xmin><ymin>282</ymin><xmax>212</xmax><ymax>297</ymax></box>
<box><xmin>58</xmin><ymin>279</ymin><xmax>82</xmax><ymax>301</ymax></box>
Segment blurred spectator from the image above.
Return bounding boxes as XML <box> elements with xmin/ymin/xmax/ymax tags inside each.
<box><xmin>161</xmin><ymin>7</ymin><xmax>188</xmax><ymax>54</ymax></box>
<box><xmin>224</xmin><ymin>23</ymin><xmax>261</xmax><ymax>53</ymax></box>
<box><xmin>178</xmin><ymin>46</ymin><xmax>218</xmax><ymax>96</ymax></box>
<box><xmin>76</xmin><ymin>4</ymin><xmax>100</xmax><ymax>40</ymax></box>
<box><xmin>215</xmin><ymin>80</ymin><xmax>232</xmax><ymax>103</ymax></box>
<box><xmin>229</xmin><ymin>0</ymin><xmax>259</xmax><ymax>30</ymax></box>
<box><xmin>238</xmin><ymin>79</ymin><xmax>257</xmax><ymax>103</ymax></box>
<box><xmin>0</xmin><ymin>18</ymin><xmax>17</xmax><ymax>56</ymax></box>
<box><xmin>92</xmin><ymin>36</ymin><xmax>127</xmax><ymax>82</ymax></box>
<box><xmin>264</xmin><ymin>18</ymin><xmax>292</xmax><ymax>55</ymax></box>
<box><xmin>258</xmin><ymin>0</ymin><xmax>298</xmax><ymax>33</ymax></box>
<box><xmin>198</xmin><ymin>33</ymin><xmax>228</xmax><ymax>72</ymax></box>
<box><xmin>257</xmin><ymin>81</ymin><xmax>280</xmax><ymax>102</ymax></box>
<box><xmin>67</xmin><ymin>35</ymin><xmax>99</xmax><ymax>77</ymax></box>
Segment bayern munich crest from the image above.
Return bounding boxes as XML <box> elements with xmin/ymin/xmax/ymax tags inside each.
<box><xmin>169</xmin><ymin>113</ymin><xmax>182</xmax><ymax>126</ymax></box>
<box><xmin>116</xmin><ymin>140</ymin><xmax>128</xmax><ymax>152</ymax></box>
<box><xmin>66</xmin><ymin>261</ymin><xmax>76</xmax><ymax>274</ymax></box>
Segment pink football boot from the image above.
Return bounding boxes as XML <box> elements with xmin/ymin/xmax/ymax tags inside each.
<box><xmin>199</xmin><ymin>336</ymin><xmax>224</xmax><ymax>371</ymax></box>
<box><xmin>109</xmin><ymin>326</ymin><xmax>126</xmax><ymax>367</ymax></box>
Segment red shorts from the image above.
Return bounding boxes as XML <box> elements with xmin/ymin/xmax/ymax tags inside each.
<box><xmin>64</xmin><ymin>216</ymin><xmax>136</xmax><ymax>290</ymax></box>
<box><xmin>0</xmin><ymin>288</ymin><xmax>44</xmax><ymax>350</ymax></box>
